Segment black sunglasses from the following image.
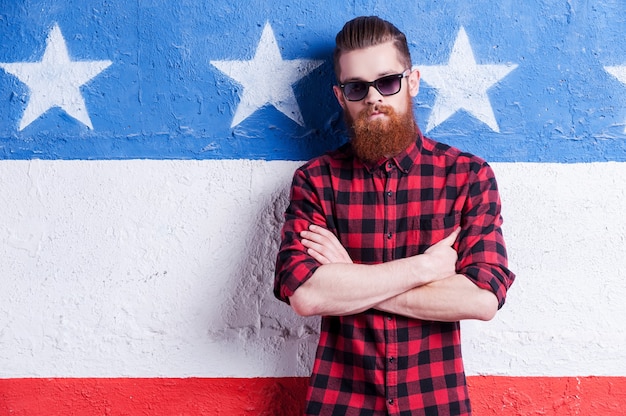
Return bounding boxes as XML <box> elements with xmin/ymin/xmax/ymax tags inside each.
<box><xmin>339</xmin><ymin>69</ymin><xmax>411</xmax><ymax>102</ymax></box>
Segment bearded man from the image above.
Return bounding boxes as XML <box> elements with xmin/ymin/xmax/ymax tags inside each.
<box><xmin>274</xmin><ymin>16</ymin><xmax>515</xmax><ymax>416</ymax></box>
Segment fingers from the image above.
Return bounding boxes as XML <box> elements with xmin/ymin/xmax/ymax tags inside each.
<box><xmin>300</xmin><ymin>234</ymin><xmax>330</xmax><ymax>261</ymax></box>
<box><xmin>300</xmin><ymin>224</ymin><xmax>352</xmax><ymax>264</ymax></box>
<box><xmin>303</xmin><ymin>224</ymin><xmax>335</xmax><ymax>239</ymax></box>
<box><xmin>421</xmin><ymin>227</ymin><xmax>461</xmax><ymax>281</ymax></box>
<box><xmin>424</xmin><ymin>227</ymin><xmax>461</xmax><ymax>256</ymax></box>
<box><xmin>301</xmin><ymin>225</ymin><xmax>340</xmax><ymax>249</ymax></box>
<box><xmin>431</xmin><ymin>227</ymin><xmax>461</xmax><ymax>247</ymax></box>
<box><xmin>438</xmin><ymin>227</ymin><xmax>461</xmax><ymax>247</ymax></box>
<box><xmin>305</xmin><ymin>247</ymin><xmax>332</xmax><ymax>265</ymax></box>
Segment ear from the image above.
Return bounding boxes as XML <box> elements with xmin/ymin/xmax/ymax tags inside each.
<box><xmin>408</xmin><ymin>68</ymin><xmax>420</xmax><ymax>97</ymax></box>
<box><xmin>333</xmin><ymin>85</ymin><xmax>347</xmax><ymax>109</ymax></box>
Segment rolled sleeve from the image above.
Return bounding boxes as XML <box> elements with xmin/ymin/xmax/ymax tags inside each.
<box><xmin>274</xmin><ymin>166</ymin><xmax>327</xmax><ymax>304</ymax></box>
<box><xmin>456</xmin><ymin>162</ymin><xmax>515</xmax><ymax>308</ymax></box>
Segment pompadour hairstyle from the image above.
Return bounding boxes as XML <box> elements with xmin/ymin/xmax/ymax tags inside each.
<box><xmin>333</xmin><ymin>16</ymin><xmax>412</xmax><ymax>79</ymax></box>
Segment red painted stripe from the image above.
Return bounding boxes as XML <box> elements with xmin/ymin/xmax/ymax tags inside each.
<box><xmin>0</xmin><ymin>376</ymin><xmax>624</xmax><ymax>415</ymax></box>
<box><xmin>468</xmin><ymin>376</ymin><xmax>626</xmax><ymax>415</ymax></box>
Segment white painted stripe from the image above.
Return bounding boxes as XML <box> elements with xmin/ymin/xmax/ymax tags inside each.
<box><xmin>0</xmin><ymin>160</ymin><xmax>624</xmax><ymax>378</ymax></box>
<box><xmin>465</xmin><ymin>162</ymin><xmax>626</xmax><ymax>377</ymax></box>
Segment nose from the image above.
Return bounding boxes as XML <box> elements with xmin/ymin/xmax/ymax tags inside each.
<box><xmin>364</xmin><ymin>84</ymin><xmax>383</xmax><ymax>104</ymax></box>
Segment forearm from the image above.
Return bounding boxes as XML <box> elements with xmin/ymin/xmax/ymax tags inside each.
<box><xmin>289</xmin><ymin>256</ymin><xmax>439</xmax><ymax>317</ymax></box>
<box><xmin>375</xmin><ymin>274</ymin><xmax>499</xmax><ymax>322</ymax></box>
<box><xmin>288</xmin><ymin>225</ymin><xmax>461</xmax><ymax>317</ymax></box>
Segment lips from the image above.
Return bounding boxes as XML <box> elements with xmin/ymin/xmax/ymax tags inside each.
<box><xmin>366</xmin><ymin>105</ymin><xmax>391</xmax><ymax>119</ymax></box>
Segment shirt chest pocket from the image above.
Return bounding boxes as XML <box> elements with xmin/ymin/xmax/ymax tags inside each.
<box><xmin>408</xmin><ymin>213</ymin><xmax>461</xmax><ymax>254</ymax></box>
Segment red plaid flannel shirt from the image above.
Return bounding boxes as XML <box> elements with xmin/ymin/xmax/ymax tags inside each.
<box><xmin>274</xmin><ymin>130</ymin><xmax>515</xmax><ymax>415</ymax></box>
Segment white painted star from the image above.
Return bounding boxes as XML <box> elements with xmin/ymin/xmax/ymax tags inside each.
<box><xmin>0</xmin><ymin>24</ymin><xmax>112</xmax><ymax>130</ymax></box>
<box><xmin>605</xmin><ymin>65</ymin><xmax>626</xmax><ymax>132</ymax></box>
<box><xmin>211</xmin><ymin>22</ymin><xmax>323</xmax><ymax>127</ymax></box>
<box><xmin>418</xmin><ymin>27</ymin><xmax>518</xmax><ymax>133</ymax></box>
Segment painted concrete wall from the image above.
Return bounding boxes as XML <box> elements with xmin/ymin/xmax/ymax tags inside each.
<box><xmin>0</xmin><ymin>159</ymin><xmax>625</xmax><ymax>378</ymax></box>
<box><xmin>1</xmin><ymin>0</ymin><xmax>625</xmax><ymax>414</ymax></box>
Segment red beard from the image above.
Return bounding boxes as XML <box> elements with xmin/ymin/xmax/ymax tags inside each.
<box><xmin>348</xmin><ymin>104</ymin><xmax>417</xmax><ymax>163</ymax></box>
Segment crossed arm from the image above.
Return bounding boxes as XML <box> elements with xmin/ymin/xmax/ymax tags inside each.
<box><xmin>288</xmin><ymin>225</ymin><xmax>499</xmax><ymax>322</ymax></box>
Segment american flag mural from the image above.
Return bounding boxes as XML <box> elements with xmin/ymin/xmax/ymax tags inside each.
<box><xmin>1</xmin><ymin>0</ymin><xmax>625</xmax><ymax>414</ymax></box>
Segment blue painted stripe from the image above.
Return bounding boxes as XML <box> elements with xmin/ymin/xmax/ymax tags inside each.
<box><xmin>0</xmin><ymin>0</ymin><xmax>625</xmax><ymax>162</ymax></box>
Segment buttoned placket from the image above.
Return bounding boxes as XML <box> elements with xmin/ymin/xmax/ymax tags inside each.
<box><xmin>382</xmin><ymin>161</ymin><xmax>398</xmax><ymax>262</ymax></box>
<box><xmin>383</xmin><ymin>160</ymin><xmax>399</xmax><ymax>414</ymax></box>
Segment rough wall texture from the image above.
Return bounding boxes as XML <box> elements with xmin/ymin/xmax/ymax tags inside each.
<box><xmin>0</xmin><ymin>0</ymin><xmax>625</xmax><ymax>414</ymax></box>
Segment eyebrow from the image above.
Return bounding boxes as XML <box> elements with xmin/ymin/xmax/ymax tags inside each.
<box><xmin>341</xmin><ymin>70</ymin><xmax>402</xmax><ymax>83</ymax></box>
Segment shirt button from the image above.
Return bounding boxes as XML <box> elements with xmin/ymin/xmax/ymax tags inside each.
<box><xmin>386</xmin><ymin>232</ymin><xmax>392</xmax><ymax>239</ymax></box>
<box><xmin>387</xmin><ymin>162</ymin><xmax>393</xmax><ymax>169</ymax></box>
<box><xmin>389</xmin><ymin>357</ymin><xmax>395</xmax><ymax>363</ymax></box>
<box><xmin>386</xmin><ymin>316</ymin><xmax>392</xmax><ymax>321</ymax></box>
<box><xmin>386</xmin><ymin>191</ymin><xmax>392</xmax><ymax>197</ymax></box>
<box><xmin>388</xmin><ymin>399</ymin><xmax>394</xmax><ymax>405</ymax></box>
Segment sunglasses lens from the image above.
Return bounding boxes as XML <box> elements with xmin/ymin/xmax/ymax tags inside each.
<box><xmin>343</xmin><ymin>82</ymin><xmax>368</xmax><ymax>101</ymax></box>
<box><xmin>376</xmin><ymin>75</ymin><xmax>401</xmax><ymax>95</ymax></box>
<box><xmin>341</xmin><ymin>73</ymin><xmax>405</xmax><ymax>101</ymax></box>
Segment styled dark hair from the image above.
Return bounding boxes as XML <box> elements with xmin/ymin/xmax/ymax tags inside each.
<box><xmin>333</xmin><ymin>16</ymin><xmax>412</xmax><ymax>79</ymax></box>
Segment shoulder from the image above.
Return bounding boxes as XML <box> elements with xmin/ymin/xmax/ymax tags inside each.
<box><xmin>421</xmin><ymin>135</ymin><xmax>492</xmax><ymax>175</ymax></box>
<box><xmin>296</xmin><ymin>142</ymin><xmax>355</xmax><ymax>175</ymax></box>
